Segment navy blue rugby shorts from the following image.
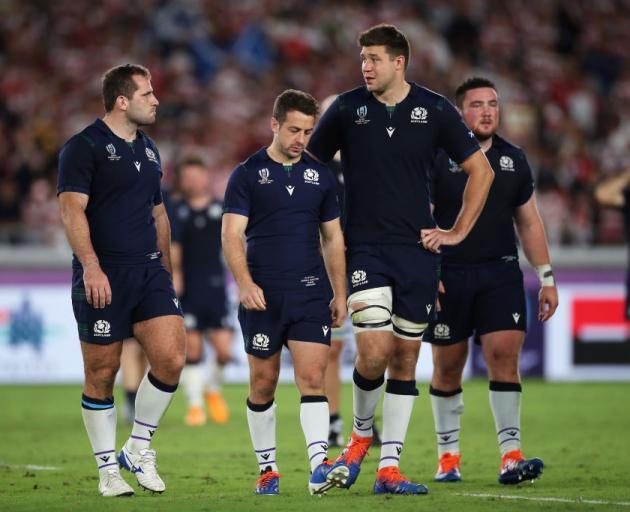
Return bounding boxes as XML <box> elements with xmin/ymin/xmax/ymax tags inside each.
<box><xmin>424</xmin><ymin>260</ymin><xmax>527</xmax><ymax>345</ymax></box>
<box><xmin>346</xmin><ymin>244</ymin><xmax>440</xmax><ymax>324</ymax></box>
<box><xmin>239</xmin><ymin>289</ymin><xmax>332</xmax><ymax>358</ymax></box>
<box><xmin>71</xmin><ymin>264</ymin><xmax>183</xmax><ymax>344</ymax></box>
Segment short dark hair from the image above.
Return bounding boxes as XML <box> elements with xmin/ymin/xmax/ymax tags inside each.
<box><xmin>454</xmin><ymin>77</ymin><xmax>497</xmax><ymax>107</ymax></box>
<box><xmin>178</xmin><ymin>155</ymin><xmax>206</xmax><ymax>171</ymax></box>
<box><xmin>272</xmin><ymin>89</ymin><xmax>319</xmax><ymax>124</ymax></box>
<box><xmin>102</xmin><ymin>64</ymin><xmax>151</xmax><ymax>112</ymax></box>
<box><xmin>358</xmin><ymin>24</ymin><xmax>410</xmax><ymax>70</ymax></box>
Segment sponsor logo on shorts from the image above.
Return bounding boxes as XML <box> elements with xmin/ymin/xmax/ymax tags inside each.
<box><xmin>252</xmin><ymin>333</ymin><xmax>270</xmax><ymax>350</ymax></box>
<box><xmin>303</xmin><ymin>168</ymin><xmax>320</xmax><ymax>184</ymax></box>
<box><xmin>410</xmin><ymin>106</ymin><xmax>428</xmax><ymax>123</ymax></box>
<box><xmin>145</xmin><ymin>147</ymin><xmax>159</xmax><ymax>164</ymax></box>
<box><xmin>512</xmin><ymin>312</ymin><xmax>521</xmax><ymax>324</ymax></box>
<box><xmin>173</xmin><ymin>297</ymin><xmax>180</xmax><ymax>309</ymax></box>
<box><xmin>106</xmin><ymin>144</ymin><xmax>121</xmax><ymax>161</ymax></box>
<box><xmin>433</xmin><ymin>323</ymin><xmax>450</xmax><ymax>339</ymax></box>
<box><xmin>355</xmin><ymin>105</ymin><xmax>370</xmax><ymax>125</ymax></box>
<box><xmin>351</xmin><ymin>270</ymin><xmax>367</xmax><ymax>287</ymax></box>
<box><xmin>322</xmin><ymin>325</ymin><xmax>329</xmax><ymax>336</ymax></box>
<box><xmin>258</xmin><ymin>168</ymin><xmax>273</xmax><ymax>184</ymax></box>
<box><xmin>500</xmin><ymin>156</ymin><xmax>515</xmax><ymax>171</ymax></box>
<box><xmin>426</xmin><ymin>304</ymin><xmax>433</xmax><ymax>314</ymax></box>
<box><xmin>93</xmin><ymin>320</ymin><xmax>111</xmax><ymax>337</ymax></box>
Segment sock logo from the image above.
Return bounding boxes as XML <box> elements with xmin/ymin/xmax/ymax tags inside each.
<box><xmin>507</xmin><ymin>430</ymin><xmax>518</xmax><ymax>437</ymax></box>
<box><xmin>148</xmin><ymin>429</ymin><xmax>155</xmax><ymax>438</ymax></box>
<box><xmin>320</xmin><ymin>443</ymin><xmax>328</xmax><ymax>452</ymax></box>
<box><xmin>99</xmin><ymin>455</ymin><xmax>110</xmax><ymax>462</ymax></box>
<box><xmin>355</xmin><ymin>420</ymin><xmax>364</xmax><ymax>427</ymax></box>
<box><xmin>396</xmin><ymin>446</ymin><xmax>402</xmax><ymax>455</ymax></box>
<box><xmin>261</xmin><ymin>453</ymin><xmax>270</xmax><ymax>460</ymax></box>
<box><xmin>441</xmin><ymin>435</ymin><xmax>451</xmax><ymax>441</ymax></box>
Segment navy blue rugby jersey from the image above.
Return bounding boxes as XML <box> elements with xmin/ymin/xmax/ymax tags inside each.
<box><xmin>57</xmin><ymin>119</ymin><xmax>163</xmax><ymax>266</ymax></box>
<box><xmin>170</xmin><ymin>198</ymin><xmax>226</xmax><ymax>294</ymax></box>
<box><xmin>223</xmin><ymin>148</ymin><xmax>340</xmax><ymax>291</ymax></box>
<box><xmin>307</xmin><ymin>82</ymin><xmax>480</xmax><ymax>245</ymax></box>
<box><xmin>432</xmin><ymin>134</ymin><xmax>534</xmax><ymax>264</ymax></box>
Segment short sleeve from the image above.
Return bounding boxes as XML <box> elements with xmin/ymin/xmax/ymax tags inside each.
<box><xmin>516</xmin><ymin>150</ymin><xmax>535</xmax><ymax>206</ymax></box>
<box><xmin>223</xmin><ymin>164</ymin><xmax>251</xmax><ymax>217</ymax></box>
<box><xmin>57</xmin><ymin>134</ymin><xmax>95</xmax><ymax>196</ymax></box>
<box><xmin>307</xmin><ymin>97</ymin><xmax>343</xmax><ymax>163</ymax></box>
<box><xmin>153</xmin><ymin>188</ymin><xmax>163</xmax><ymax>206</ymax></box>
<box><xmin>436</xmin><ymin>98</ymin><xmax>480</xmax><ymax>164</ymax></box>
<box><xmin>320</xmin><ymin>168</ymin><xmax>341</xmax><ymax>222</ymax></box>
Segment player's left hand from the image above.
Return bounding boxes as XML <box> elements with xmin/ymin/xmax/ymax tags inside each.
<box><xmin>330</xmin><ymin>296</ymin><xmax>347</xmax><ymax>328</ymax></box>
<box><xmin>420</xmin><ymin>228</ymin><xmax>464</xmax><ymax>254</ymax></box>
<box><xmin>538</xmin><ymin>285</ymin><xmax>559</xmax><ymax>321</ymax></box>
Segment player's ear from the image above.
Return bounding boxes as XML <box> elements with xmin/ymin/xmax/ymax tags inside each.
<box><xmin>117</xmin><ymin>95</ymin><xmax>129</xmax><ymax>112</ymax></box>
<box><xmin>270</xmin><ymin>116</ymin><xmax>280</xmax><ymax>135</ymax></box>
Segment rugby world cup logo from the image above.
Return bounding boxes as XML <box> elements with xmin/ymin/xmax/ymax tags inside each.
<box><xmin>106</xmin><ymin>144</ymin><xmax>121</xmax><ymax>161</ymax></box>
<box><xmin>355</xmin><ymin>105</ymin><xmax>370</xmax><ymax>125</ymax></box>
<box><xmin>258</xmin><ymin>168</ymin><xmax>273</xmax><ymax>184</ymax></box>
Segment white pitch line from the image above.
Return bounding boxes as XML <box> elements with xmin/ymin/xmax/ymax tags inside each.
<box><xmin>456</xmin><ymin>492</ymin><xmax>630</xmax><ymax>507</ymax></box>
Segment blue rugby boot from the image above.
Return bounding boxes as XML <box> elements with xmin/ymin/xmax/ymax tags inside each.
<box><xmin>330</xmin><ymin>432</ymin><xmax>371</xmax><ymax>488</ymax></box>
<box><xmin>498</xmin><ymin>450</ymin><xmax>544</xmax><ymax>485</ymax></box>
<box><xmin>308</xmin><ymin>459</ymin><xmax>349</xmax><ymax>495</ymax></box>
<box><xmin>434</xmin><ymin>452</ymin><xmax>462</xmax><ymax>482</ymax></box>
<box><xmin>255</xmin><ymin>467</ymin><xmax>280</xmax><ymax>495</ymax></box>
<box><xmin>374</xmin><ymin>466</ymin><xmax>429</xmax><ymax>495</ymax></box>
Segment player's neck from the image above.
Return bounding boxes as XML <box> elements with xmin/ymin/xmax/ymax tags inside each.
<box><xmin>187</xmin><ymin>193</ymin><xmax>212</xmax><ymax>209</ymax></box>
<box><xmin>479</xmin><ymin>136</ymin><xmax>493</xmax><ymax>152</ymax></box>
<box><xmin>102</xmin><ymin>114</ymin><xmax>139</xmax><ymax>143</ymax></box>
<box><xmin>266</xmin><ymin>144</ymin><xmax>300</xmax><ymax>165</ymax></box>
<box><xmin>372</xmin><ymin>80</ymin><xmax>410</xmax><ymax>106</ymax></box>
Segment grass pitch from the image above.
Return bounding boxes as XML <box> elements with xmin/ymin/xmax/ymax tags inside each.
<box><xmin>1</xmin><ymin>380</ymin><xmax>629</xmax><ymax>511</ymax></box>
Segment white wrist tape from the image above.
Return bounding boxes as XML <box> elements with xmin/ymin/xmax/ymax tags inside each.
<box><xmin>535</xmin><ymin>264</ymin><xmax>555</xmax><ymax>287</ymax></box>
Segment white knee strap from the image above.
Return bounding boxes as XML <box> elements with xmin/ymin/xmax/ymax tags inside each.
<box><xmin>391</xmin><ymin>314</ymin><xmax>427</xmax><ymax>341</ymax></box>
<box><xmin>347</xmin><ymin>287</ymin><xmax>393</xmax><ymax>334</ymax></box>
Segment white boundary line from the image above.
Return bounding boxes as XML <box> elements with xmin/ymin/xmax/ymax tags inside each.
<box><xmin>457</xmin><ymin>492</ymin><xmax>630</xmax><ymax>507</ymax></box>
<box><xmin>0</xmin><ymin>464</ymin><xmax>61</xmax><ymax>471</ymax></box>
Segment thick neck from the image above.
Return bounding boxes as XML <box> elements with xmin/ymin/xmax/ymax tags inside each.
<box><xmin>479</xmin><ymin>136</ymin><xmax>494</xmax><ymax>153</ymax></box>
<box><xmin>373</xmin><ymin>79</ymin><xmax>411</xmax><ymax>106</ymax></box>
<box><xmin>102</xmin><ymin>113</ymin><xmax>138</xmax><ymax>142</ymax></box>
<box><xmin>266</xmin><ymin>143</ymin><xmax>300</xmax><ymax>165</ymax></box>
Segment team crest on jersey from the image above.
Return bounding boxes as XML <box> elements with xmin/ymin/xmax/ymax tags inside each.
<box><xmin>106</xmin><ymin>144</ymin><xmax>121</xmax><ymax>161</ymax></box>
<box><xmin>448</xmin><ymin>158</ymin><xmax>462</xmax><ymax>173</ymax></box>
<box><xmin>145</xmin><ymin>147</ymin><xmax>159</xmax><ymax>164</ymax></box>
<box><xmin>410</xmin><ymin>106</ymin><xmax>428</xmax><ymax>123</ymax></box>
<box><xmin>355</xmin><ymin>105</ymin><xmax>370</xmax><ymax>125</ymax></box>
<box><xmin>304</xmin><ymin>168</ymin><xmax>319</xmax><ymax>184</ymax></box>
<box><xmin>258</xmin><ymin>168</ymin><xmax>273</xmax><ymax>184</ymax></box>
<box><xmin>500</xmin><ymin>156</ymin><xmax>515</xmax><ymax>172</ymax></box>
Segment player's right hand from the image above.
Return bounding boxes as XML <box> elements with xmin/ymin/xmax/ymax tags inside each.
<box><xmin>83</xmin><ymin>262</ymin><xmax>112</xmax><ymax>309</ymax></box>
<box><xmin>239</xmin><ymin>282</ymin><xmax>266</xmax><ymax>311</ymax></box>
<box><xmin>420</xmin><ymin>228</ymin><xmax>464</xmax><ymax>253</ymax></box>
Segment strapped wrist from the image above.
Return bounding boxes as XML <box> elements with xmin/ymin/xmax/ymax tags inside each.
<box><xmin>535</xmin><ymin>264</ymin><xmax>555</xmax><ymax>287</ymax></box>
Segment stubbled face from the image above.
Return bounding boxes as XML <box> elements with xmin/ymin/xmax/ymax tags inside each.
<box><xmin>360</xmin><ymin>45</ymin><xmax>402</xmax><ymax>94</ymax></box>
<box><xmin>460</xmin><ymin>87</ymin><xmax>499</xmax><ymax>141</ymax></box>
<box><xmin>124</xmin><ymin>75</ymin><xmax>159</xmax><ymax>126</ymax></box>
<box><xmin>179</xmin><ymin>164</ymin><xmax>210</xmax><ymax>196</ymax></box>
<box><xmin>271</xmin><ymin>110</ymin><xmax>315</xmax><ymax>159</ymax></box>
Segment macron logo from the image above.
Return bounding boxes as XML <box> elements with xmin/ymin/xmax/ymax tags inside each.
<box><xmin>134</xmin><ymin>161</ymin><xmax>141</xmax><ymax>172</ymax></box>
<box><xmin>512</xmin><ymin>313</ymin><xmax>520</xmax><ymax>324</ymax></box>
<box><xmin>286</xmin><ymin>185</ymin><xmax>295</xmax><ymax>196</ymax></box>
<box><xmin>386</xmin><ymin>126</ymin><xmax>396</xmax><ymax>138</ymax></box>
<box><xmin>322</xmin><ymin>326</ymin><xmax>329</xmax><ymax>336</ymax></box>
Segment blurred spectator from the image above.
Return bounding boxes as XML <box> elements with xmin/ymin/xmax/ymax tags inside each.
<box><xmin>0</xmin><ymin>0</ymin><xmax>629</xmax><ymax>246</ymax></box>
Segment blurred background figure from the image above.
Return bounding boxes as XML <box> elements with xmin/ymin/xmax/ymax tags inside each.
<box><xmin>170</xmin><ymin>156</ymin><xmax>234</xmax><ymax>426</ymax></box>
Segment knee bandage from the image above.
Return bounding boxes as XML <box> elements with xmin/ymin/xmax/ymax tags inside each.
<box><xmin>348</xmin><ymin>287</ymin><xmax>393</xmax><ymax>334</ymax></box>
<box><xmin>391</xmin><ymin>315</ymin><xmax>427</xmax><ymax>341</ymax></box>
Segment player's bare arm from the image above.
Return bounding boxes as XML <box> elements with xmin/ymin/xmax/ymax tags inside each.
<box><xmin>221</xmin><ymin>212</ymin><xmax>266</xmax><ymax>311</ymax></box>
<box><xmin>594</xmin><ymin>168</ymin><xmax>630</xmax><ymax>208</ymax></box>
<box><xmin>153</xmin><ymin>203</ymin><xmax>173</xmax><ymax>274</ymax></box>
<box><xmin>422</xmin><ymin>149</ymin><xmax>494</xmax><ymax>253</ymax></box>
<box><xmin>320</xmin><ymin>218</ymin><xmax>347</xmax><ymax>327</ymax></box>
<box><xmin>59</xmin><ymin>191</ymin><xmax>111</xmax><ymax>309</ymax></box>
<box><xmin>514</xmin><ymin>194</ymin><xmax>559</xmax><ymax>322</ymax></box>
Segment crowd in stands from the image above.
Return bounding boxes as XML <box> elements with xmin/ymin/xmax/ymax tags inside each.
<box><xmin>1</xmin><ymin>0</ymin><xmax>629</xmax><ymax>247</ymax></box>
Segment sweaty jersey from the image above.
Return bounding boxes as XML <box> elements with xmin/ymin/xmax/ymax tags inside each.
<box><xmin>170</xmin><ymin>199</ymin><xmax>226</xmax><ymax>296</ymax></box>
<box><xmin>57</xmin><ymin>119</ymin><xmax>163</xmax><ymax>266</ymax></box>
<box><xmin>307</xmin><ymin>82</ymin><xmax>480</xmax><ymax>245</ymax></box>
<box><xmin>223</xmin><ymin>148</ymin><xmax>340</xmax><ymax>291</ymax></box>
<box><xmin>432</xmin><ymin>134</ymin><xmax>534</xmax><ymax>264</ymax></box>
